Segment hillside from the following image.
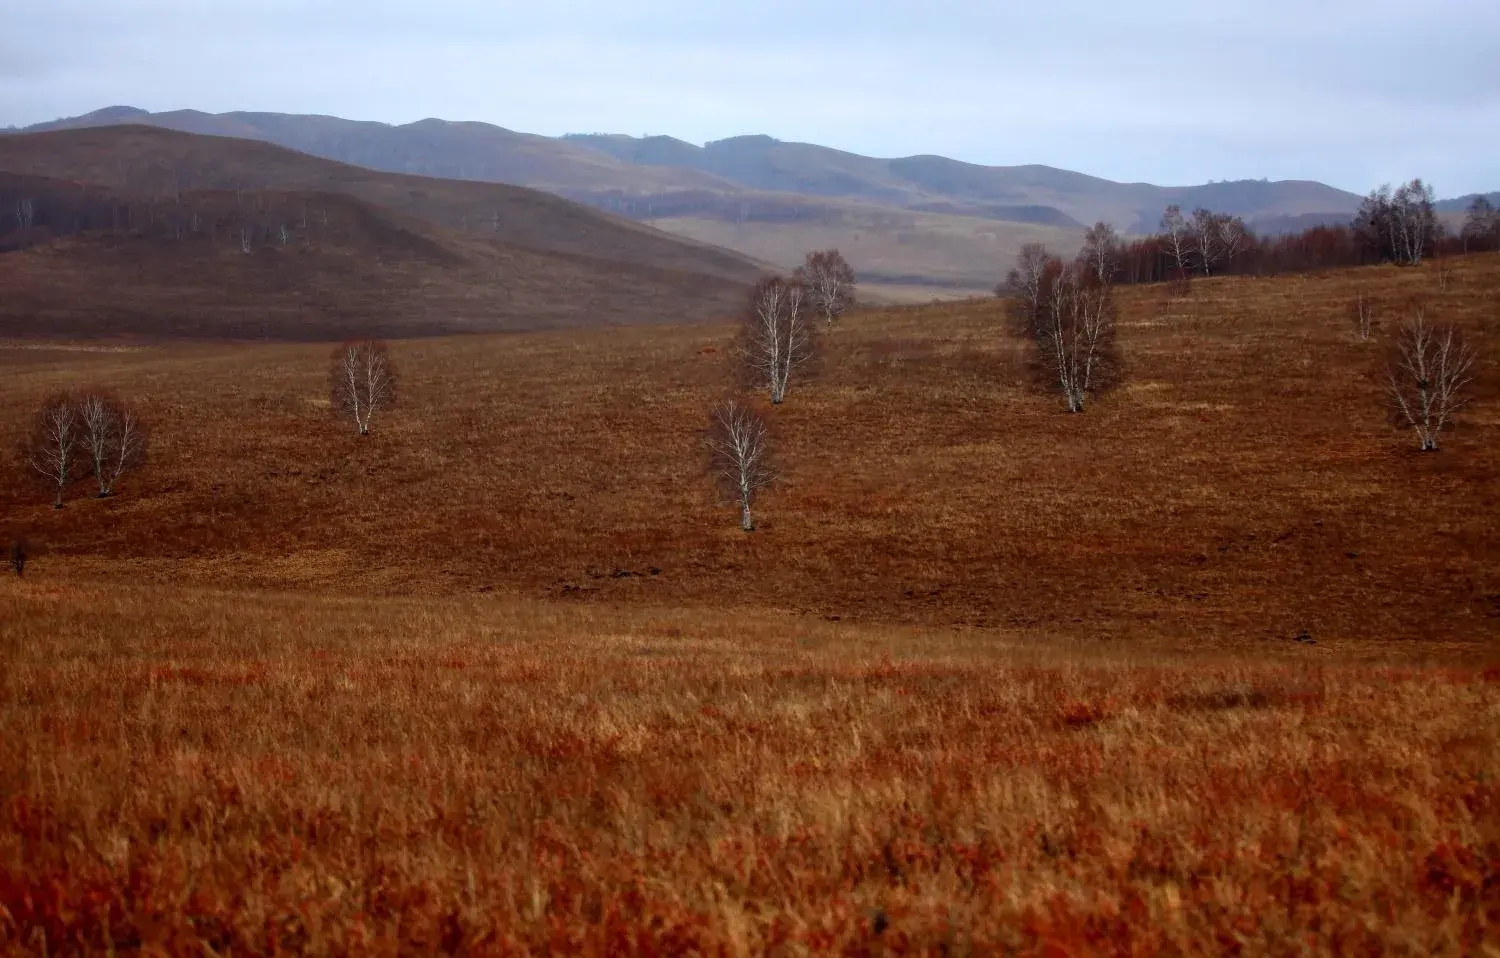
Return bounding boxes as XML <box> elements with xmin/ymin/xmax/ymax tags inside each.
<box><xmin>0</xmin><ymin>128</ymin><xmax>767</xmax><ymax>338</ymax></box>
<box><xmin>3</xmin><ymin>255</ymin><xmax>1496</xmax><ymax>642</ymax></box>
<box><xmin>17</xmin><ymin>108</ymin><xmax>1383</xmax><ymax>294</ymax></box>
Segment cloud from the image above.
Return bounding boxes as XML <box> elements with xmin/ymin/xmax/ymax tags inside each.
<box><xmin>2</xmin><ymin>0</ymin><xmax>1496</xmax><ymax>193</ymax></box>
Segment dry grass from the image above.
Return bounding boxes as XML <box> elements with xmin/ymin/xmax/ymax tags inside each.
<box><xmin>1</xmin><ymin>256</ymin><xmax>1499</xmax><ymax>952</ymax></box>
<box><xmin>2</xmin><ymin>581</ymin><xmax>1498</xmax><ymax>954</ymax></box>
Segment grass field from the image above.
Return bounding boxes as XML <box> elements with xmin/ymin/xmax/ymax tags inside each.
<box><xmin>1</xmin><ymin>256</ymin><xmax>1498</xmax><ymax>953</ymax></box>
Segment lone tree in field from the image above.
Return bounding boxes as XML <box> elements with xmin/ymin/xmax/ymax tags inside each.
<box><xmin>1009</xmin><ymin>252</ymin><xmax>1120</xmax><ymax>413</ymax></box>
<box><xmin>24</xmin><ymin>394</ymin><xmax>87</xmax><ymax>508</ymax></box>
<box><xmin>1384</xmin><ymin>312</ymin><xmax>1475</xmax><ymax>451</ymax></box>
<box><xmin>331</xmin><ymin>340</ymin><xmax>398</xmax><ymax>436</ymax></box>
<box><xmin>78</xmin><ymin>391</ymin><xmax>148</xmax><ymax>497</ymax></box>
<box><xmin>794</xmin><ymin>249</ymin><xmax>857</xmax><ymax>327</ymax></box>
<box><xmin>706</xmin><ymin>399</ymin><xmax>775</xmax><ymax>532</ymax></box>
<box><xmin>740</xmin><ymin>276</ymin><xmax>815</xmax><ymax>405</ymax></box>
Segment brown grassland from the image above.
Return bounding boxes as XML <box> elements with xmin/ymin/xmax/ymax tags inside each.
<box><xmin>2</xmin><ymin>256</ymin><xmax>1499</xmax><ymax>953</ymax></box>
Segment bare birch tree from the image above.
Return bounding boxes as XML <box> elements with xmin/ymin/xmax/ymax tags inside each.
<box><xmin>1385</xmin><ymin>312</ymin><xmax>1475</xmax><ymax>451</ymax></box>
<box><xmin>1388</xmin><ymin>179</ymin><xmax>1437</xmax><ymax>267</ymax></box>
<box><xmin>1461</xmin><ymin>196</ymin><xmax>1497</xmax><ymax>252</ymax></box>
<box><xmin>1160</xmin><ymin>205</ymin><xmax>1192</xmax><ymax>283</ymax></box>
<box><xmin>1013</xmin><ymin>258</ymin><xmax>1121</xmax><ymax>412</ymax></box>
<box><xmin>1351</xmin><ymin>292</ymin><xmax>1375</xmax><ymax>342</ymax></box>
<box><xmin>24</xmin><ymin>394</ymin><xmax>86</xmax><ymax>508</ymax></box>
<box><xmin>1001</xmin><ymin>243</ymin><xmax>1054</xmax><ymax>313</ymax></box>
<box><xmin>1190</xmin><ymin>208</ymin><xmax>1222</xmax><ymax>276</ymax></box>
<box><xmin>1216</xmin><ymin>214</ymin><xmax>1249</xmax><ymax>267</ymax></box>
<box><xmin>330</xmin><ymin>340</ymin><xmax>398</xmax><ymax>436</ymax></box>
<box><xmin>740</xmin><ymin>277</ymin><xmax>815</xmax><ymax>405</ymax></box>
<box><xmin>1078</xmin><ymin>222</ymin><xmax>1120</xmax><ymax>286</ymax></box>
<box><xmin>706</xmin><ymin>400</ymin><xmax>775</xmax><ymax>532</ymax></box>
<box><xmin>794</xmin><ymin>249</ymin><xmax>857</xmax><ymax>327</ymax></box>
<box><xmin>78</xmin><ymin>391</ymin><xmax>149</xmax><ymax>497</ymax></box>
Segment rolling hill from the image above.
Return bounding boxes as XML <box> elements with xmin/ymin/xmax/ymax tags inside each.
<box><xmin>0</xmin><ymin>127</ymin><xmax>766</xmax><ymax>339</ymax></box>
<box><xmin>16</xmin><ymin>107</ymin><xmax>1383</xmax><ymax>295</ymax></box>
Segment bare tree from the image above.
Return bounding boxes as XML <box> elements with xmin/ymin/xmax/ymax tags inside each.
<box><xmin>1216</xmin><ymin>214</ymin><xmax>1249</xmax><ymax>267</ymax></box>
<box><xmin>1351</xmin><ymin>292</ymin><xmax>1375</xmax><ymax>342</ymax></box>
<box><xmin>15</xmin><ymin>198</ymin><xmax>36</xmax><ymax>229</ymax></box>
<box><xmin>706</xmin><ymin>400</ymin><xmax>775</xmax><ymax>532</ymax></box>
<box><xmin>1013</xmin><ymin>257</ymin><xmax>1120</xmax><ymax>413</ymax></box>
<box><xmin>1461</xmin><ymin>196</ymin><xmax>1497</xmax><ymax>252</ymax></box>
<box><xmin>8</xmin><ymin>538</ymin><xmax>26</xmax><ymax>578</ymax></box>
<box><xmin>1388</xmin><ymin>179</ymin><xmax>1437</xmax><ymax>267</ymax></box>
<box><xmin>1357</xmin><ymin>180</ymin><xmax>1437</xmax><ymax>266</ymax></box>
<box><xmin>1385</xmin><ymin>312</ymin><xmax>1475</xmax><ymax>451</ymax></box>
<box><xmin>1000</xmin><ymin>243</ymin><xmax>1054</xmax><ymax>314</ymax></box>
<box><xmin>794</xmin><ymin>249</ymin><xmax>857</xmax><ymax>327</ymax></box>
<box><xmin>1160</xmin><ymin>205</ymin><xmax>1192</xmax><ymax>284</ymax></box>
<box><xmin>24</xmin><ymin>395</ymin><xmax>86</xmax><ymax>508</ymax></box>
<box><xmin>1190</xmin><ymin>208</ymin><xmax>1221</xmax><ymax>276</ymax></box>
<box><xmin>330</xmin><ymin>340</ymin><xmax>398</xmax><ymax>436</ymax></box>
<box><xmin>78</xmin><ymin>392</ymin><xmax>149</xmax><ymax>497</ymax></box>
<box><xmin>740</xmin><ymin>277</ymin><xmax>815</xmax><ymax>405</ymax></box>
<box><xmin>1078</xmin><ymin>222</ymin><xmax>1120</xmax><ymax>286</ymax></box>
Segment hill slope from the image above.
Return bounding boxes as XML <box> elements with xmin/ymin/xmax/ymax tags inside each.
<box><xmin>0</xmin><ymin>128</ymin><xmax>767</xmax><ymax>339</ymax></box>
<box><xmin>17</xmin><ymin>108</ymin><xmax>1380</xmax><ymax>293</ymax></box>
<box><xmin>2</xmin><ymin>254</ymin><xmax>1496</xmax><ymax>642</ymax></box>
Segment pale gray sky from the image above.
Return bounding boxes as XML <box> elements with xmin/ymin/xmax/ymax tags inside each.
<box><xmin>4</xmin><ymin>0</ymin><xmax>1497</xmax><ymax>194</ymax></box>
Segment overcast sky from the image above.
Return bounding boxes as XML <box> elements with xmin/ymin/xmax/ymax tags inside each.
<box><xmin>4</xmin><ymin>0</ymin><xmax>1497</xmax><ymax>195</ymax></box>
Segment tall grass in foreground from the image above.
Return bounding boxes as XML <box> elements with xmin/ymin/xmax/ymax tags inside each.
<box><xmin>2</xmin><ymin>581</ymin><xmax>1496</xmax><ymax>955</ymax></box>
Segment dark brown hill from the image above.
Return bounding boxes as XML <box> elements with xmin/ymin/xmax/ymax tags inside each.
<box><xmin>0</xmin><ymin>130</ymin><xmax>767</xmax><ymax>340</ymax></box>
<box><xmin>0</xmin><ymin>126</ymin><xmax>764</xmax><ymax>283</ymax></box>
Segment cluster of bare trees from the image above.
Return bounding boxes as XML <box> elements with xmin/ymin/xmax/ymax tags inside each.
<box><xmin>1461</xmin><ymin>196</ymin><xmax>1499</xmax><ymax>253</ymax></box>
<box><xmin>22</xmin><ymin>391</ymin><xmax>148</xmax><ymax>508</ymax></box>
<box><xmin>1003</xmin><ymin>227</ymin><xmax>1122</xmax><ymax>412</ymax></box>
<box><xmin>708</xmin><ymin>249</ymin><xmax>857</xmax><ymax>530</ymax></box>
<box><xmin>1158</xmin><ymin>206</ymin><xmax>1249</xmax><ymax>280</ymax></box>
<box><xmin>13</xmin><ymin>340</ymin><xmax>395</xmax><ymax>520</ymax></box>
<box><xmin>1000</xmin><ymin>222</ymin><xmax>1483</xmax><ymax>448</ymax></box>
<box><xmin>1353</xmin><ymin>179</ymin><xmax>1438</xmax><ymax>266</ymax></box>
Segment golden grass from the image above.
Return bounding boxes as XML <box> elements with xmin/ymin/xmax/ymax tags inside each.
<box><xmin>2</xmin><ymin>580</ymin><xmax>1497</xmax><ymax>954</ymax></box>
<box><xmin>1</xmin><ymin>256</ymin><xmax>1498</xmax><ymax>952</ymax></box>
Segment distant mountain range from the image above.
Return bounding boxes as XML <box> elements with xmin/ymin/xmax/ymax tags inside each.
<box><xmin>1</xmin><ymin>107</ymin><xmax>1368</xmax><ymax>296</ymax></box>
<box><xmin>10</xmin><ymin>107</ymin><xmax>1493</xmax><ymax>296</ymax></box>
